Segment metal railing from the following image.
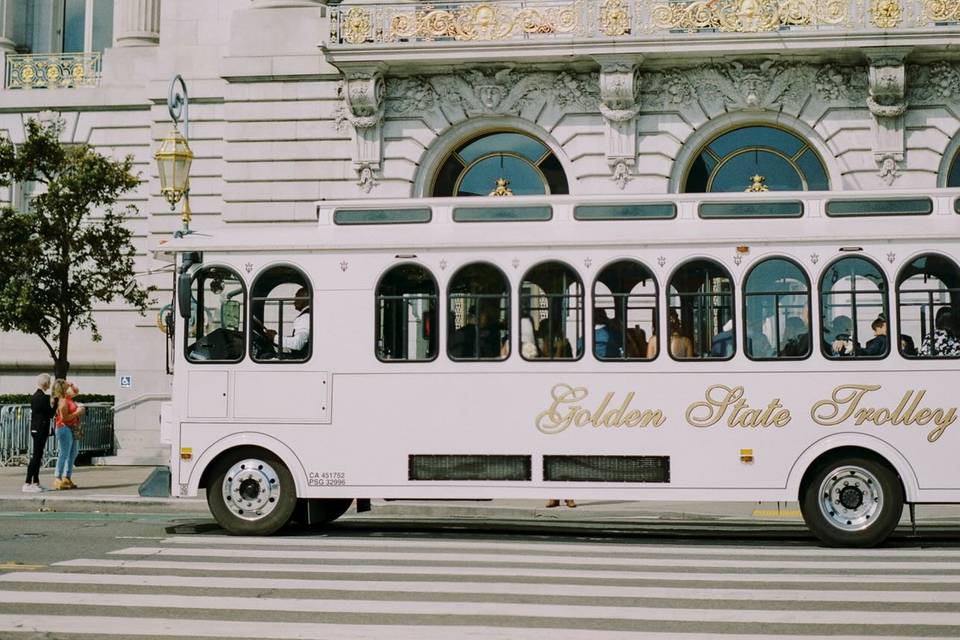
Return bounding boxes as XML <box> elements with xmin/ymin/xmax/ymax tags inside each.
<box><xmin>4</xmin><ymin>52</ymin><xmax>102</xmax><ymax>90</ymax></box>
<box><xmin>0</xmin><ymin>404</ymin><xmax>114</xmax><ymax>467</ymax></box>
<box><xmin>330</xmin><ymin>0</ymin><xmax>960</xmax><ymax>44</ymax></box>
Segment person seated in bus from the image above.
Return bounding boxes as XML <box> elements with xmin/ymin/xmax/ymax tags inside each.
<box><xmin>747</xmin><ymin>328</ymin><xmax>774</xmax><ymax>358</ymax></box>
<box><xmin>520</xmin><ymin>314</ymin><xmax>539</xmax><ymax>359</ymax></box>
<box><xmin>781</xmin><ymin>316</ymin><xmax>809</xmax><ymax>357</ymax></box>
<box><xmin>593</xmin><ymin>308</ymin><xmax>622</xmax><ymax>358</ymax></box>
<box><xmin>477</xmin><ymin>309</ymin><xmax>503</xmax><ymax>358</ymax></box>
<box><xmin>920</xmin><ymin>308</ymin><xmax>960</xmax><ymax>357</ymax></box>
<box><xmin>263</xmin><ymin>287</ymin><xmax>311</xmax><ymax>359</ymax></box>
<box><xmin>646</xmin><ymin>319</ymin><xmax>659</xmax><ymax>359</ymax></box>
<box><xmin>625</xmin><ymin>326</ymin><xmax>647</xmax><ymax>359</ymax></box>
<box><xmin>900</xmin><ymin>333</ymin><xmax>918</xmax><ymax>357</ymax></box>
<box><xmin>668</xmin><ymin>310</ymin><xmax>695</xmax><ymax>358</ymax></box>
<box><xmin>450</xmin><ymin>307</ymin><xmax>478</xmax><ymax>358</ymax></box>
<box><xmin>710</xmin><ymin>319</ymin><xmax>734</xmax><ymax>358</ymax></box>
<box><xmin>538</xmin><ymin>322</ymin><xmax>573</xmax><ymax>359</ymax></box>
<box><xmin>829</xmin><ymin>315</ymin><xmax>857</xmax><ymax>356</ymax></box>
<box><xmin>862</xmin><ymin>315</ymin><xmax>888</xmax><ymax>356</ymax></box>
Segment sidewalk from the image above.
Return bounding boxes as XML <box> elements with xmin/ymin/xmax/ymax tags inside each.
<box><xmin>2</xmin><ymin>464</ymin><xmax>960</xmax><ymax>527</ymax></box>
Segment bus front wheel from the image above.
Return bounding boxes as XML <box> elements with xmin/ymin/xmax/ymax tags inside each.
<box><xmin>207</xmin><ymin>449</ymin><xmax>298</xmax><ymax>536</ymax></box>
<box><xmin>800</xmin><ymin>455</ymin><xmax>903</xmax><ymax>548</ymax></box>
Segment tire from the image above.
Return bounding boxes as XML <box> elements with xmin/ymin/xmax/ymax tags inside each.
<box><xmin>207</xmin><ymin>448</ymin><xmax>298</xmax><ymax>536</ymax></box>
<box><xmin>800</xmin><ymin>455</ymin><xmax>903</xmax><ymax>548</ymax></box>
<box><xmin>294</xmin><ymin>498</ymin><xmax>354</xmax><ymax>527</ymax></box>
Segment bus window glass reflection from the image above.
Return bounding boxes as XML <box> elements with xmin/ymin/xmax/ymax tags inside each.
<box><xmin>185</xmin><ymin>266</ymin><xmax>246</xmax><ymax>363</ymax></box>
<box><xmin>593</xmin><ymin>260</ymin><xmax>658</xmax><ymax>361</ymax></box>
<box><xmin>819</xmin><ymin>257</ymin><xmax>889</xmax><ymax>359</ymax></box>
<box><xmin>896</xmin><ymin>254</ymin><xmax>960</xmax><ymax>359</ymax></box>
<box><xmin>250</xmin><ymin>266</ymin><xmax>312</xmax><ymax>363</ymax></box>
<box><xmin>376</xmin><ymin>264</ymin><xmax>438</xmax><ymax>361</ymax></box>
<box><xmin>448</xmin><ymin>263</ymin><xmax>510</xmax><ymax>361</ymax></box>
<box><xmin>519</xmin><ymin>261</ymin><xmax>583</xmax><ymax>360</ymax></box>
<box><xmin>744</xmin><ymin>258</ymin><xmax>811</xmax><ymax>360</ymax></box>
<box><xmin>666</xmin><ymin>259</ymin><xmax>734</xmax><ymax>360</ymax></box>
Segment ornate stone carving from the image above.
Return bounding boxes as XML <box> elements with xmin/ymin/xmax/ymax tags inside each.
<box><xmin>865</xmin><ymin>49</ymin><xmax>909</xmax><ymax>186</ymax></box>
<box><xmin>597</xmin><ymin>59</ymin><xmax>641</xmax><ymax>189</ymax></box>
<box><xmin>336</xmin><ymin>67</ymin><xmax>387</xmax><ymax>194</ymax></box>
<box><xmin>907</xmin><ymin>62</ymin><xmax>960</xmax><ymax>102</ymax></box>
<box><xmin>867</xmin><ymin>55</ymin><xmax>907</xmax><ymax>118</ymax></box>
<box><xmin>356</xmin><ymin>162</ymin><xmax>378</xmax><ymax>194</ymax></box>
<box><xmin>815</xmin><ymin>64</ymin><xmax>868</xmax><ymax>103</ymax></box>
<box><xmin>877</xmin><ymin>152</ymin><xmax>900</xmax><ymax>185</ymax></box>
<box><xmin>611</xmin><ymin>160</ymin><xmax>633</xmax><ymax>190</ymax></box>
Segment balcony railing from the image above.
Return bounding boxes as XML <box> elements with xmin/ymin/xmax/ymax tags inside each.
<box><xmin>5</xmin><ymin>53</ymin><xmax>102</xmax><ymax>90</ymax></box>
<box><xmin>330</xmin><ymin>0</ymin><xmax>960</xmax><ymax>45</ymax></box>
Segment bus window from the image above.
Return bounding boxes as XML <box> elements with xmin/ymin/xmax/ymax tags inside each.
<box><xmin>593</xmin><ymin>260</ymin><xmax>657</xmax><ymax>361</ymax></box>
<box><xmin>185</xmin><ymin>266</ymin><xmax>246</xmax><ymax>363</ymax></box>
<box><xmin>448</xmin><ymin>263</ymin><xmax>510</xmax><ymax>361</ymax></box>
<box><xmin>896</xmin><ymin>254</ymin><xmax>960</xmax><ymax>359</ymax></box>
<box><xmin>519</xmin><ymin>261</ymin><xmax>583</xmax><ymax>361</ymax></box>
<box><xmin>743</xmin><ymin>258</ymin><xmax>811</xmax><ymax>360</ymax></box>
<box><xmin>819</xmin><ymin>257</ymin><xmax>889</xmax><ymax>359</ymax></box>
<box><xmin>667</xmin><ymin>259</ymin><xmax>734</xmax><ymax>360</ymax></box>
<box><xmin>376</xmin><ymin>264</ymin><xmax>438</xmax><ymax>361</ymax></box>
<box><xmin>250</xmin><ymin>266</ymin><xmax>311</xmax><ymax>363</ymax></box>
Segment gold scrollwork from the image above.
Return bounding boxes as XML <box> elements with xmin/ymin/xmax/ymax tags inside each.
<box><xmin>343</xmin><ymin>6</ymin><xmax>373</xmax><ymax>44</ymax></box>
<box><xmin>386</xmin><ymin>1</ymin><xmax>583</xmax><ymax>42</ymax></box>
<box><xmin>5</xmin><ymin>53</ymin><xmax>100</xmax><ymax>90</ymax></box>
<box><xmin>645</xmin><ymin>0</ymin><xmax>849</xmax><ymax>32</ymax></box>
<box><xmin>921</xmin><ymin>0</ymin><xmax>960</xmax><ymax>23</ymax></box>
<box><xmin>870</xmin><ymin>0</ymin><xmax>903</xmax><ymax>28</ymax></box>
<box><xmin>600</xmin><ymin>0</ymin><xmax>631</xmax><ymax>35</ymax></box>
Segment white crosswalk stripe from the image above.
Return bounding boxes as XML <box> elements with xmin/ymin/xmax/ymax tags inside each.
<box><xmin>0</xmin><ymin>533</ymin><xmax>958</xmax><ymax>639</ymax></box>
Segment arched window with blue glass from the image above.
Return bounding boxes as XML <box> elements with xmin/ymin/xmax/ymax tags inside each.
<box><xmin>684</xmin><ymin>126</ymin><xmax>829</xmax><ymax>193</ymax></box>
<box><xmin>743</xmin><ymin>258</ymin><xmax>811</xmax><ymax>360</ymax></box>
<box><xmin>431</xmin><ymin>131</ymin><xmax>568</xmax><ymax>197</ymax></box>
<box><xmin>948</xmin><ymin>148</ymin><xmax>960</xmax><ymax>188</ymax></box>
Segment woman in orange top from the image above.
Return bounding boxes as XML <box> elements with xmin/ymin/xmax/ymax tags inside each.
<box><xmin>52</xmin><ymin>380</ymin><xmax>84</xmax><ymax>490</ymax></box>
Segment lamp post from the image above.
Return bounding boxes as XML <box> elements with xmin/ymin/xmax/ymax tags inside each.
<box><xmin>154</xmin><ymin>75</ymin><xmax>194</xmax><ymax>236</ymax></box>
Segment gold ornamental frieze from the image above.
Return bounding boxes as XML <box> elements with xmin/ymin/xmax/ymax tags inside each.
<box><xmin>644</xmin><ymin>0</ymin><xmax>849</xmax><ymax>33</ymax></box>
<box><xmin>5</xmin><ymin>53</ymin><xmax>101</xmax><ymax>90</ymax></box>
<box><xmin>386</xmin><ymin>1</ymin><xmax>586</xmax><ymax>42</ymax></box>
<box><xmin>922</xmin><ymin>0</ymin><xmax>960</xmax><ymax>22</ymax></box>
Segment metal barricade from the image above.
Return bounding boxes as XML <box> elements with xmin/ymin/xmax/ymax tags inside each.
<box><xmin>0</xmin><ymin>403</ymin><xmax>115</xmax><ymax>466</ymax></box>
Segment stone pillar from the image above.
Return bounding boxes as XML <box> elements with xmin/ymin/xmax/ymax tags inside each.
<box><xmin>0</xmin><ymin>0</ymin><xmax>17</xmax><ymax>54</ymax></box>
<box><xmin>113</xmin><ymin>0</ymin><xmax>161</xmax><ymax>47</ymax></box>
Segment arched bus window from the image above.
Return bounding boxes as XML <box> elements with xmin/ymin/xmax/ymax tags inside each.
<box><xmin>743</xmin><ymin>258</ymin><xmax>811</xmax><ymax>360</ymax></box>
<box><xmin>376</xmin><ymin>264</ymin><xmax>438</xmax><ymax>362</ymax></box>
<box><xmin>896</xmin><ymin>254</ymin><xmax>960</xmax><ymax>359</ymax></box>
<box><xmin>250</xmin><ymin>265</ymin><xmax>311</xmax><ymax>363</ymax></box>
<box><xmin>185</xmin><ymin>266</ymin><xmax>246</xmax><ymax>363</ymax></box>
<box><xmin>447</xmin><ymin>263</ymin><xmax>510</xmax><ymax>361</ymax></box>
<box><xmin>819</xmin><ymin>256</ymin><xmax>889</xmax><ymax>359</ymax></box>
<box><xmin>519</xmin><ymin>261</ymin><xmax>583</xmax><ymax>360</ymax></box>
<box><xmin>666</xmin><ymin>259</ymin><xmax>734</xmax><ymax>360</ymax></box>
<box><xmin>592</xmin><ymin>260</ymin><xmax>657</xmax><ymax>361</ymax></box>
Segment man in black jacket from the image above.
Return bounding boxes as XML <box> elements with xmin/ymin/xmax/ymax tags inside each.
<box><xmin>23</xmin><ymin>374</ymin><xmax>55</xmax><ymax>492</ymax></box>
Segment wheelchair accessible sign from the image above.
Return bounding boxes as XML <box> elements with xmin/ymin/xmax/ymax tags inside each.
<box><xmin>119</xmin><ymin>375</ymin><xmax>133</xmax><ymax>389</ymax></box>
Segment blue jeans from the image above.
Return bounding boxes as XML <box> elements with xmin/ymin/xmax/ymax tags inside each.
<box><xmin>55</xmin><ymin>427</ymin><xmax>78</xmax><ymax>478</ymax></box>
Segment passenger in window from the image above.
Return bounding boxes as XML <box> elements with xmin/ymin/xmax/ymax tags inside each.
<box><xmin>829</xmin><ymin>315</ymin><xmax>857</xmax><ymax>356</ymax></box>
<box><xmin>520</xmin><ymin>314</ymin><xmax>539</xmax><ymax>359</ymax></box>
<box><xmin>450</xmin><ymin>307</ymin><xmax>478</xmax><ymax>358</ymax></box>
<box><xmin>477</xmin><ymin>309</ymin><xmax>503</xmax><ymax>358</ymax></box>
<box><xmin>862</xmin><ymin>315</ymin><xmax>888</xmax><ymax>356</ymax></box>
<box><xmin>710</xmin><ymin>319</ymin><xmax>734</xmax><ymax>358</ymax></box>
<box><xmin>920</xmin><ymin>308</ymin><xmax>960</xmax><ymax>357</ymax></box>
<box><xmin>625</xmin><ymin>325</ymin><xmax>647</xmax><ymax>359</ymax></box>
<box><xmin>900</xmin><ymin>334</ymin><xmax>918</xmax><ymax>357</ymax></box>
<box><xmin>747</xmin><ymin>328</ymin><xmax>774</xmax><ymax>358</ymax></box>
<box><xmin>593</xmin><ymin>308</ymin><xmax>622</xmax><ymax>358</ymax></box>
<box><xmin>668</xmin><ymin>310</ymin><xmax>695</xmax><ymax>358</ymax></box>
<box><xmin>264</xmin><ymin>287</ymin><xmax>311</xmax><ymax>359</ymax></box>
<box><xmin>781</xmin><ymin>317</ymin><xmax>809</xmax><ymax>357</ymax></box>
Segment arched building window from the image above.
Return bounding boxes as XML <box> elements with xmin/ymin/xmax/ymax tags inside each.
<box><xmin>948</xmin><ymin>150</ymin><xmax>960</xmax><ymax>188</ymax></box>
<box><xmin>376</xmin><ymin>264</ymin><xmax>438</xmax><ymax>362</ymax></box>
<box><xmin>683</xmin><ymin>125</ymin><xmax>829</xmax><ymax>193</ymax></box>
<box><xmin>432</xmin><ymin>131</ymin><xmax>568</xmax><ymax>197</ymax></box>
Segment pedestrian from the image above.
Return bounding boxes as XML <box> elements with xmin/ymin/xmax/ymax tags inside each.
<box><xmin>51</xmin><ymin>380</ymin><xmax>84</xmax><ymax>490</ymax></box>
<box><xmin>22</xmin><ymin>374</ymin><xmax>56</xmax><ymax>493</ymax></box>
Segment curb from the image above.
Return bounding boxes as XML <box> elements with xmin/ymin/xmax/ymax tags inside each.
<box><xmin>0</xmin><ymin>494</ymin><xmax>208</xmax><ymax>514</ymax></box>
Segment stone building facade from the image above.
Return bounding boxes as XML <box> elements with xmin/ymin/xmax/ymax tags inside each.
<box><xmin>1</xmin><ymin>0</ymin><xmax>959</xmax><ymax>462</ymax></box>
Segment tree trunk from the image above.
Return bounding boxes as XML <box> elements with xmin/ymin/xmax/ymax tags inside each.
<box><xmin>54</xmin><ymin>315</ymin><xmax>70</xmax><ymax>379</ymax></box>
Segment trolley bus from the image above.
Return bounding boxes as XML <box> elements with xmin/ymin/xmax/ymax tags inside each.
<box><xmin>158</xmin><ymin>188</ymin><xmax>960</xmax><ymax>547</ymax></box>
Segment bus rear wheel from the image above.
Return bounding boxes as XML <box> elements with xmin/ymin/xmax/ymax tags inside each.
<box><xmin>207</xmin><ymin>450</ymin><xmax>297</xmax><ymax>536</ymax></box>
<box><xmin>800</xmin><ymin>456</ymin><xmax>903</xmax><ymax>548</ymax></box>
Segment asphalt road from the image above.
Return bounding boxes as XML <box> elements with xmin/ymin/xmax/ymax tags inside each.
<box><xmin>1</xmin><ymin>512</ymin><xmax>960</xmax><ymax>638</ymax></box>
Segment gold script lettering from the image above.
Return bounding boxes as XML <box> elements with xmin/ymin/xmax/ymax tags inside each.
<box><xmin>685</xmin><ymin>384</ymin><xmax>791</xmax><ymax>429</ymax></box>
<box><xmin>535</xmin><ymin>384</ymin><xmax>665</xmax><ymax>435</ymax></box>
<box><xmin>811</xmin><ymin>384</ymin><xmax>958</xmax><ymax>443</ymax></box>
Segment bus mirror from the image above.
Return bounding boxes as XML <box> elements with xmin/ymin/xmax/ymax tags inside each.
<box><xmin>178</xmin><ymin>252</ymin><xmax>200</xmax><ymax>319</ymax></box>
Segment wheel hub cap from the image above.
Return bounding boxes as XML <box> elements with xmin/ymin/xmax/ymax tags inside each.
<box><xmin>818</xmin><ymin>465</ymin><xmax>883</xmax><ymax>532</ymax></box>
<box><xmin>221</xmin><ymin>458</ymin><xmax>281</xmax><ymax>521</ymax></box>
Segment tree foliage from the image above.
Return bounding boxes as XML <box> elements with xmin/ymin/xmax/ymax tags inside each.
<box><xmin>0</xmin><ymin>118</ymin><xmax>152</xmax><ymax>378</ymax></box>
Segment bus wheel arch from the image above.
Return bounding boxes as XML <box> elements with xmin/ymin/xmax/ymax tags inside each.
<box><xmin>796</xmin><ymin>444</ymin><xmax>907</xmax><ymax>548</ymax></box>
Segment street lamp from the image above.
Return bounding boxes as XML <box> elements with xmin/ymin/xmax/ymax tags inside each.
<box><xmin>155</xmin><ymin>75</ymin><xmax>193</xmax><ymax>236</ymax></box>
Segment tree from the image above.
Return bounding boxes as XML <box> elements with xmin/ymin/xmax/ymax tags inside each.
<box><xmin>0</xmin><ymin>118</ymin><xmax>152</xmax><ymax>379</ymax></box>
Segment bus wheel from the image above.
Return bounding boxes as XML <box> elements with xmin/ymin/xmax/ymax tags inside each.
<box><xmin>207</xmin><ymin>451</ymin><xmax>297</xmax><ymax>536</ymax></box>
<box><xmin>800</xmin><ymin>456</ymin><xmax>903</xmax><ymax>548</ymax></box>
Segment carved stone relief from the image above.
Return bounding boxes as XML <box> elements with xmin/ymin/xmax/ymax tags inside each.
<box><xmin>865</xmin><ymin>49</ymin><xmax>909</xmax><ymax>186</ymax></box>
<box><xmin>335</xmin><ymin>67</ymin><xmax>386</xmax><ymax>192</ymax></box>
<box><xmin>596</xmin><ymin>58</ymin><xmax>641</xmax><ymax>190</ymax></box>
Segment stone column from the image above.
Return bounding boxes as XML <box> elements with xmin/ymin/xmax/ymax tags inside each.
<box><xmin>0</xmin><ymin>0</ymin><xmax>17</xmax><ymax>54</ymax></box>
<box><xmin>114</xmin><ymin>0</ymin><xmax>161</xmax><ymax>47</ymax></box>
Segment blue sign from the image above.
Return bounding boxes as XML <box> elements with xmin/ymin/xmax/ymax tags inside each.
<box><xmin>119</xmin><ymin>375</ymin><xmax>132</xmax><ymax>389</ymax></box>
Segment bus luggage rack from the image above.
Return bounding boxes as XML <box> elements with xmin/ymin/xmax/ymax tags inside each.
<box><xmin>543</xmin><ymin>455</ymin><xmax>670</xmax><ymax>483</ymax></box>
<box><xmin>0</xmin><ymin>404</ymin><xmax>115</xmax><ymax>466</ymax></box>
<box><xmin>409</xmin><ymin>454</ymin><xmax>532</xmax><ymax>481</ymax></box>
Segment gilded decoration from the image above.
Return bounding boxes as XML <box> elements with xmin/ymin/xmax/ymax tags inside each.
<box><xmin>343</xmin><ymin>7</ymin><xmax>373</xmax><ymax>44</ymax></box>
<box><xmin>600</xmin><ymin>0</ymin><xmax>631</xmax><ymax>35</ymax></box>
<box><xmin>870</xmin><ymin>0</ymin><xmax>902</xmax><ymax>28</ymax></box>
<box><xmin>385</xmin><ymin>1</ymin><xmax>584</xmax><ymax>41</ymax></box>
<box><xmin>5</xmin><ymin>53</ymin><xmax>101</xmax><ymax>90</ymax></box>
<box><xmin>645</xmin><ymin>0</ymin><xmax>849</xmax><ymax>33</ymax></box>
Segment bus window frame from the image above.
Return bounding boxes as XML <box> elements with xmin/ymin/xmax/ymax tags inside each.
<box><xmin>741</xmin><ymin>256</ymin><xmax>813</xmax><ymax>362</ymax></box>
<box><xmin>895</xmin><ymin>252</ymin><xmax>960</xmax><ymax>361</ymax></box>
<box><xmin>248</xmin><ymin>263</ymin><xmax>314</xmax><ymax>365</ymax></box>
<box><xmin>591</xmin><ymin>258</ymin><xmax>660</xmax><ymax>362</ymax></box>
<box><xmin>818</xmin><ymin>255</ymin><xmax>890</xmax><ymax>361</ymax></box>
<box><xmin>666</xmin><ymin>257</ymin><xmax>737</xmax><ymax>362</ymax></box>
<box><xmin>374</xmin><ymin>262</ymin><xmax>440</xmax><ymax>364</ymax></box>
<box><xmin>518</xmin><ymin>260</ymin><xmax>585</xmax><ymax>363</ymax></box>
<box><xmin>183</xmin><ymin>264</ymin><xmax>248</xmax><ymax>365</ymax></box>
<box><xmin>446</xmin><ymin>261</ymin><xmax>512</xmax><ymax>362</ymax></box>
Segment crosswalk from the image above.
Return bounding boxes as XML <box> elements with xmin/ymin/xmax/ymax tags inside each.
<box><xmin>0</xmin><ymin>533</ymin><xmax>958</xmax><ymax>638</ymax></box>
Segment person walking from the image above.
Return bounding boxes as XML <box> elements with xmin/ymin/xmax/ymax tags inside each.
<box><xmin>22</xmin><ymin>374</ymin><xmax>56</xmax><ymax>492</ymax></box>
<box><xmin>52</xmin><ymin>380</ymin><xmax>84</xmax><ymax>490</ymax></box>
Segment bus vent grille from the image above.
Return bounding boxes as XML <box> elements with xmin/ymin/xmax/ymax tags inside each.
<box><xmin>543</xmin><ymin>455</ymin><xmax>670</xmax><ymax>483</ymax></box>
<box><xmin>409</xmin><ymin>455</ymin><xmax>532</xmax><ymax>481</ymax></box>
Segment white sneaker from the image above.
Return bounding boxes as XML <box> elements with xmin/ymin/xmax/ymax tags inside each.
<box><xmin>21</xmin><ymin>483</ymin><xmax>41</xmax><ymax>493</ymax></box>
